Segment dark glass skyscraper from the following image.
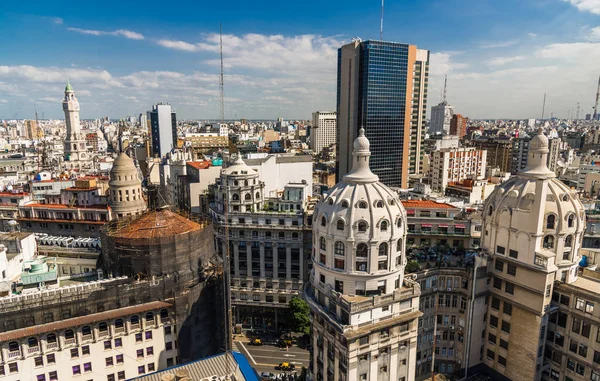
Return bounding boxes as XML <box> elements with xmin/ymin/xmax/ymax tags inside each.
<box><xmin>336</xmin><ymin>40</ymin><xmax>429</xmax><ymax>188</ymax></box>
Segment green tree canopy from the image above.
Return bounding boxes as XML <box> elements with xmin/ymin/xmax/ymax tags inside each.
<box><xmin>405</xmin><ymin>260</ymin><xmax>421</xmax><ymax>274</ymax></box>
<box><xmin>289</xmin><ymin>297</ymin><xmax>311</xmax><ymax>335</ymax></box>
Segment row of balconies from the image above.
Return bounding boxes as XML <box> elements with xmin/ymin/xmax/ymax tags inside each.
<box><xmin>1</xmin><ymin>312</ymin><xmax>171</xmax><ymax>362</ymax></box>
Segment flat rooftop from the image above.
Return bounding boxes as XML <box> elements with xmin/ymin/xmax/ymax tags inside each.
<box><xmin>571</xmin><ymin>274</ymin><xmax>600</xmax><ymax>294</ymax></box>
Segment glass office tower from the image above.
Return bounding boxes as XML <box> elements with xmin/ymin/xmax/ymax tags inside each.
<box><xmin>336</xmin><ymin>40</ymin><xmax>429</xmax><ymax>188</ymax></box>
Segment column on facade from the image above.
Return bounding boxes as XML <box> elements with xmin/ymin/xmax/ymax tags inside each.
<box><xmin>286</xmin><ymin>245</ymin><xmax>292</xmax><ymax>280</ymax></box>
<box><xmin>298</xmin><ymin>246</ymin><xmax>304</xmax><ymax>282</ymax></box>
<box><xmin>312</xmin><ymin>329</ymin><xmax>319</xmax><ymax>377</ymax></box>
<box><xmin>322</xmin><ymin>336</ymin><xmax>329</xmax><ymax>377</ymax></box>
<box><xmin>333</xmin><ymin>349</ymin><xmax>340</xmax><ymax>381</ymax></box>
<box><xmin>259</xmin><ymin>242</ymin><xmax>265</xmax><ymax>278</ymax></box>
<box><xmin>246</xmin><ymin>242</ymin><xmax>252</xmax><ymax>277</ymax></box>
<box><xmin>369</xmin><ymin>349</ymin><xmax>378</xmax><ymax>381</ymax></box>
<box><xmin>389</xmin><ymin>343</ymin><xmax>399</xmax><ymax>381</ymax></box>
<box><xmin>232</xmin><ymin>242</ymin><xmax>240</xmax><ymax>276</ymax></box>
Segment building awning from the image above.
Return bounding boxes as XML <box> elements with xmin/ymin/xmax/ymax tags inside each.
<box><xmin>454</xmin><ymin>224</ymin><xmax>466</xmax><ymax>229</ymax></box>
<box><xmin>438</xmin><ymin>224</ymin><xmax>449</xmax><ymax>228</ymax></box>
<box><xmin>406</xmin><ymin>210</ymin><xmax>415</xmax><ymax>215</ymax></box>
<box><xmin>421</xmin><ymin>224</ymin><xmax>432</xmax><ymax>228</ymax></box>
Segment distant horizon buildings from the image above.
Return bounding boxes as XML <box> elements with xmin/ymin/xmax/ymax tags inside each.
<box><xmin>149</xmin><ymin>103</ymin><xmax>177</xmax><ymax>158</ymax></box>
<box><xmin>310</xmin><ymin>111</ymin><xmax>337</xmax><ymax>154</ymax></box>
<box><xmin>336</xmin><ymin>39</ymin><xmax>429</xmax><ymax>188</ymax></box>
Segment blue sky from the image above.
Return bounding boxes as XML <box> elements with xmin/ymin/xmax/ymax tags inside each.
<box><xmin>1</xmin><ymin>0</ymin><xmax>600</xmax><ymax>120</ymax></box>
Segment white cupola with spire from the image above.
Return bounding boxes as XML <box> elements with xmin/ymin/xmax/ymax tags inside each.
<box><xmin>62</xmin><ymin>81</ymin><xmax>92</xmax><ymax>170</ymax></box>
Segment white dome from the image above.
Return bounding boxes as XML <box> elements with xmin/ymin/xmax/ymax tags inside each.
<box><xmin>312</xmin><ymin>130</ymin><xmax>407</xmax><ymax>296</ymax></box>
<box><xmin>221</xmin><ymin>154</ymin><xmax>258</xmax><ymax>177</ymax></box>
<box><xmin>482</xmin><ymin>129</ymin><xmax>585</xmax><ymax>283</ymax></box>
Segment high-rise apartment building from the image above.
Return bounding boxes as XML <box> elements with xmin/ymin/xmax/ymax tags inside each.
<box><xmin>449</xmin><ymin>114</ymin><xmax>468</xmax><ymax>138</ymax></box>
<box><xmin>511</xmin><ymin>136</ymin><xmax>561</xmax><ymax>174</ymax></box>
<box><xmin>310</xmin><ymin>111</ymin><xmax>337</xmax><ymax>154</ymax></box>
<box><xmin>431</xmin><ymin>147</ymin><xmax>487</xmax><ymax>192</ymax></box>
<box><xmin>149</xmin><ymin>104</ymin><xmax>177</xmax><ymax>158</ymax></box>
<box><xmin>471</xmin><ymin>137</ymin><xmax>513</xmax><ymax>173</ymax></box>
<box><xmin>430</xmin><ymin>101</ymin><xmax>454</xmax><ymax>135</ymax></box>
<box><xmin>337</xmin><ymin>40</ymin><xmax>429</xmax><ymax>188</ymax></box>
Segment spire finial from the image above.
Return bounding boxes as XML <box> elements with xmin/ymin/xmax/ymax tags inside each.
<box><xmin>359</xmin><ymin>126</ymin><xmax>365</xmax><ymax>137</ymax></box>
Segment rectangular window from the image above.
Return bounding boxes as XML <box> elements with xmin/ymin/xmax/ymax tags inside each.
<box><xmin>34</xmin><ymin>356</ymin><xmax>43</xmax><ymax>367</ymax></box>
<box><xmin>118</xmin><ymin>371</ymin><xmax>125</xmax><ymax>380</ymax></box>
<box><xmin>501</xmin><ymin>320</ymin><xmax>511</xmax><ymax>334</ymax></box>
<box><xmin>493</xmin><ymin>277</ymin><xmax>502</xmax><ymax>289</ymax></box>
<box><xmin>135</xmin><ymin>333</ymin><xmax>143</xmax><ymax>342</ymax></box>
<box><xmin>503</xmin><ymin>302</ymin><xmax>512</xmax><ymax>316</ymax></box>
<box><xmin>500</xmin><ymin>339</ymin><xmax>508</xmax><ymax>350</ymax></box>
<box><xmin>487</xmin><ymin>349</ymin><xmax>495</xmax><ymax>360</ymax></box>
<box><xmin>114</xmin><ymin>338</ymin><xmax>122</xmax><ymax>347</ymax></box>
<box><xmin>8</xmin><ymin>363</ymin><xmax>17</xmax><ymax>373</ymax></box>
<box><xmin>488</xmin><ymin>333</ymin><xmax>497</xmax><ymax>345</ymax></box>
<box><xmin>576</xmin><ymin>298</ymin><xmax>585</xmax><ymax>311</ymax></box>
<box><xmin>498</xmin><ymin>356</ymin><xmax>507</xmax><ymax>366</ymax></box>
<box><xmin>507</xmin><ymin>263</ymin><xmax>516</xmax><ymax>276</ymax></box>
<box><xmin>145</xmin><ymin>331</ymin><xmax>152</xmax><ymax>340</ymax></box>
<box><xmin>509</xmin><ymin>249</ymin><xmax>518</xmax><ymax>258</ymax></box>
<box><xmin>104</xmin><ymin>340</ymin><xmax>112</xmax><ymax>350</ymax></box>
<box><xmin>138</xmin><ymin>365</ymin><xmax>145</xmax><ymax>375</ymax></box>
<box><xmin>106</xmin><ymin>357</ymin><xmax>114</xmax><ymax>367</ymax></box>
<box><xmin>491</xmin><ymin>297</ymin><xmax>500</xmax><ymax>310</ymax></box>
<box><xmin>490</xmin><ymin>315</ymin><xmax>498</xmax><ymax>328</ymax></box>
<box><xmin>70</xmin><ymin>348</ymin><xmax>79</xmax><ymax>359</ymax></box>
<box><xmin>495</xmin><ymin>260</ymin><xmax>504</xmax><ymax>272</ymax></box>
<box><xmin>47</xmin><ymin>354</ymin><xmax>55</xmax><ymax>364</ymax></box>
<box><xmin>505</xmin><ymin>282</ymin><xmax>514</xmax><ymax>295</ymax></box>
<box><xmin>72</xmin><ymin>365</ymin><xmax>81</xmax><ymax>376</ymax></box>
<box><xmin>496</xmin><ymin>246</ymin><xmax>505</xmax><ymax>255</ymax></box>
<box><xmin>116</xmin><ymin>354</ymin><xmax>124</xmax><ymax>364</ymax></box>
<box><xmin>148</xmin><ymin>363</ymin><xmax>155</xmax><ymax>372</ymax></box>
<box><xmin>137</xmin><ymin>349</ymin><xmax>144</xmax><ymax>358</ymax></box>
<box><xmin>83</xmin><ymin>362</ymin><xmax>92</xmax><ymax>373</ymax></box>
<box><xmin>586</xmin><ymin>301</ymin><xmax>594</xmax><ymax>314</ymax></box>
<box><xmin>49</xmin><ymin>371</ymin><xmax>58</xmax><ymax>381</ymax></box>
<box><xmin>146</xmin><ymin>347</ymin><xmax>153</xmax><ymax>356</ymax></box>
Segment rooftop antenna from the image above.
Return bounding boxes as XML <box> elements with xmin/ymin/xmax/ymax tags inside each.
<box><xmin>380</xmin><ymin>0</ymin><xmax>384</xmax><ymax>41</ymax></box>
<box><xmin>541</xmin><ymin>93</ymin><xmax>546</xmax><ymax>120</ymax></box>
<box><xmin>443</xmin><ymin>75</ymin><xmax>448</xmax><ymax>103</ymax></box>
<box><xmin>594</xmin><ymin>75</ymin><xmax>600</xmax><ymax>120</ymax></box>
<box><xmin>219</xmin><ymin>23</ymin><xmax>225</xmax><ymax>123</ymax></box>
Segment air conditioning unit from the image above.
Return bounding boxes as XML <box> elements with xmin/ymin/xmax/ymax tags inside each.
<box><xmin>450</xmin><ymin>325</ymin><xmax>455</xmax><ymax>330</ymax></box>
<box><xmin>447</xmin><ymin>287</ymin><xmax>452</xmax><ymax>291</ymax></box>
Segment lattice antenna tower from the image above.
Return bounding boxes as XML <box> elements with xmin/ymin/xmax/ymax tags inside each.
<box><xmin>594</xmin><ymin>75</ymin><xmax>600</xmax><ymax>120</ymax></box>
<box><xmin>380</xmin><ymin>0</ymin><xmax>384</xmax><ymax>41</ymax></box>
<box><xmin>219</xmin><ymin>23</ymin><xmax>225</xmax><ymax>123</ymax></box>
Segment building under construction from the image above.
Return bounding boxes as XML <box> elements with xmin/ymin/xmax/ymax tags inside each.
<box><xmin>100</xmin><ymin>208</ymin><xmax>230</xmax><ymax>361</ymax></box>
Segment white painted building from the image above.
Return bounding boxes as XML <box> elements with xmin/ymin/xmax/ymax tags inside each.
<box><xmin>0</xmin><ymin>301</ymin><xmax>176</xmax><ymax>381</ymax></box>
<box><xmin>244</xmin><ymin>154</ymin><xmax>313</xmax><ymax>198</ymax></box>
<box><xmin>306</xmin><ymin>128</ymin><xmax>420</xmax><ymax>381</ymax></box>
<box><xmin>430</xmin><ymin>102</ymin><xmax>454</xmax><ymax>135</ymax></box>
<box><xmin>310</xmin><ymin>111</ymin><xmax>337</xmax><ymax>154</ymax></box>
<box><xmin>431</xmin><ymin>147</ymin><xmax>487</xmax><ymax>192</ymax></box>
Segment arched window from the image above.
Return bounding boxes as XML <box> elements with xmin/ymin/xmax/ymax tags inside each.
<box><xmin>65</xmin><ymin>330</ymin><xmax>74</xmax><ymax>340</ymax></box>
<box><xmin>397</xmin><ymin>218</ymin><xmax>402</xmax><ymax>228</ymax></box>
<box><xmin>565</xmin><ymin>235</ymin><xmax>573</xmax><ymax>247</ymax></box>
<box><xmin>130</xmin><ymin>316</ymin><xmax>139</xmax><ymax>325</ymax></box>
<box><xmin>568</xmin><ymin>214</ymin><xmax>575</xmax><ymax>228</ymax></box>
<box><xmin>244</xmin><ymin>180</ymin><xmax>248</xmax><ymax>186</ymax></box>
<box><xmin>341</xmin><ymin>200</ymin><xmax>349</xmax><ymax>208</ymax></box>
<box><xmin>47</xmin><ymin>333</ymin><xmax>57</xmax><ymax>343</ymax></box>
<box><xmin>397</xmin><ymin>239</ymin><xmax>403</xmax><ymax>252</ymax></box>
<box><xmin>546</xmin><ymin>214</ymin><xmax>556</xmax><ymax>229</ymax></box>
<box><xmin>358</xmin><ymin>201</ymin><xmax>368</xmax><ymax>209</ymax></box>
<box><xmin>115</xmin><ymin>319</ymin><xmax>124</xmax><ymax>329</ymax></box>
<box><xmin>337</xmin><ymin>220</ymin><xmax>345</xmax><ymax>230</ymax></box>
<box><xmin>378</xmin><ymin>243</ymin><xmax>388</xmax><ymax>257</ymax></box>
<box><xmin>82</xmin><ymin>326</ymin><xmax>91</xmax><ymax>335</ymax></box>
<box><xmin>321</xmin><ymin>216</ymin><xmax>327</xmax><ymax>226</ymax></box>
<box><xmin>328</xmin><ymin>198</ymin><xmax>334</xmax><ymax>205</ymax></box>
<box><xmin>543</xmin><ymin>235</ymin><xmax>555</xmax><ymax>249</ymax></box>
<box><xmin>487</xmin><ymin>206</ymin><xmax>493</xmax><ymax>216</ymax></box>
<box><xmin>320</xmin><ymin>237</ymin><xmax>326</xmax><ymax>251</ymax></box>
<box><xmin>28</xmin><ymin>337</ymin><xmax>38</xmax><ymax>347</ymax></box>
<box><xmin>335</xmin><ymin>241</ymin><xmax>345</xmax><ymax>256</ymax></box>
<box><xmin>98</xmin><ymin>322</ymin><xmax>108</xmax><ymax>332</ymax></box>
<box><xmin>145</xmin><ymin>312</ymin><xmax>154</xmax><ymax>322</ymax></box>
<box><xmin>232</xmin><ymin>193</ymin><xmax>240</xmax><ymax>201</ymax></box>
<box><xmin>375</xmin><ymin>200</ymin><xmax>384</xmax><ymax>208</ymax></box>
<box><xmin>234</xmin><ymin>180</ymin><xmax>238</xmax><ymax>186</ymax></box>
<box><xmin>356</xmin><ymin>243</ymin><xmax>368</xmax><ymax>258</ymax></box>
<box><xmin>358</xmin><ymin>221</ymin><xmax>368</xmax><ymax>232</ymax></box>
<box><xmin>8</xmin><ymin>341</ymin><xmax>19</xmax><ymax>352</ymax></box>
<box><xmin>245</xmin><ymin>193</ymin><xmax>251</xmax><ymax>200</ymax></box>
<box><xmin>381</xmin><ymin>221</ymin><xmax>388</xmax><ymax>231</ymax></box>
<box><xmin>256</xmin><ymin>192</ymin><xmax>260</xmax><ymax>199</ymax></box>
<box><xmin>160</xmin><ymin>309</ymin><xmax>169</xmax><ymax>319</ymax></box>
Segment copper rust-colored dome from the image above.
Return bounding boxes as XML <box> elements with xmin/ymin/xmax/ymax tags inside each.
<box><xmin>110</xmin><ymin>209</ymin><xmax>202</xmax><ymax>239</ymax></box>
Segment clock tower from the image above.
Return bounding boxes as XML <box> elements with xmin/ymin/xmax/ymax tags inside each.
<box><xmin>62</xmin><ymin>81</ymin><xmax>91</xmax><ymax>169</ymax></box>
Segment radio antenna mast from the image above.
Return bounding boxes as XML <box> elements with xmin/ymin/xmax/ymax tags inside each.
<box><xmin>380</xmin><ymin>0</ymin><xmax>384</xmax><ymax>40</ymax></box>
<box><xmin>219</xmin><ymin>23</ymin><xmax>225</xmax><ymax>123</ymax></box>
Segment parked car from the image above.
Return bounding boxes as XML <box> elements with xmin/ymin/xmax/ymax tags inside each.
<box><xmin>260</xmin><ymin>372</ymin><xmax>276</xmax><ymax>380</ymax></box>
<box><xmin>250</xmin><ymin>338</ymin><xmax>263</xmax><ymax>346</ymax></box>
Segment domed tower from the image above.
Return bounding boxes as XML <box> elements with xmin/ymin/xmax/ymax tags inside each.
<box><xmin>306</xmin><ymin>128</ymin><xmax>420</xmax><ymax>381</ymax></box>
<box><xmin>214</xmin><ymin>155</ymin><xmax>265</xmax><ymax>214</ymax></box>
<box><xmin>480</xmin><ymin>129</ymin><xmax>585</xmax><ymax>380</ymax></box>
<box><xmin>108</xmin><ymin>152</ymin><xmax>147</xmax><ymax>219</ymax></box>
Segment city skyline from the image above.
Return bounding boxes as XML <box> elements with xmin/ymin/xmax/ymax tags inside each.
<box><xmin>1</xmin><ymin>0</ymin><xmax>600</xmax><ymax>120</ymax></box>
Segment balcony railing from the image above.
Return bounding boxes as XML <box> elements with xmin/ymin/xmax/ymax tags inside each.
<box><xmin>27</xmin><ymin>346</ymin><xmax>40</xmax><ymax>354</ymax></box>
<box><xmin>82</xmin><ymin>334</ymin><xmax>93</xmax><ymax>341</ymax></box>
<box><xmin>98</xmin><ymin>330</ymin><xmax>109</xmax><ymax>338</ymax></box>
<box><xmin>46</xmin><ymin>342</ymin><xmax>58</xmax><ymax>350</ymax></box>
<box><xmin>8</xmin><ymin>350</ymin><xmax>20</xmax><ymax>358</ymax></box>
<box><xmin>64</xmin><ymin>338</ymin><xmax>76</xmax><ymax>345</ymax></box>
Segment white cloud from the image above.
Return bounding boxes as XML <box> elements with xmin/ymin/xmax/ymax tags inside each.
<box><xmin>67</xmin><ymin>27</ymin><xmax>144</xmax><ymax>40</ymax></box>
<box><xmin>480</xmin><ymin>39</ymin><xmax>520</xmax><ymax>49</ymax></box>
<box><xmin>0</xmin><ymin>99</ymin><xmax>7</xmax><ymax>104</ymax></box>
<box><xmin>155</xmin><ymin>39</ymin><xmax>200</xmax><ymax>52</ymax></box>
<box><xmin>587</xmin><ymin>26</ymin><xmax>600</xmax><ymax>40</ymax></box>
<box><xmin>528</xmin><ymin>32</ymin><xmax>538</xmax><ymax>37</ymax></box>
<box><xmin>562</xmin><ymin>0</ymin><xmax>600</xmax><ymax>15</ymax></box>
<box><xmin>52</xmin><ymin>18</ymin><xmax>63</xmax><ymax>25</ymax></box>
<box><xmin>486</xmin><ymin>55</ymin><xmax>526</xmax><ymax>66</ymax></box>
<box><xmin>429</xmin><ymin>52</ymin><xmax>469</xmax><ymax>76</ymax></box>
